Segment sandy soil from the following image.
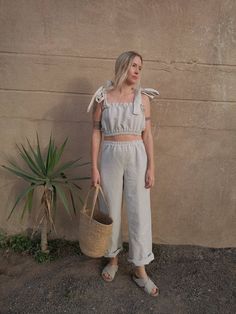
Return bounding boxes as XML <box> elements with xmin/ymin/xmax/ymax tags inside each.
<box><xmin>0</xmin><ymin>245</ymin><xmax>235</xmax><ymax>314</ymax></box>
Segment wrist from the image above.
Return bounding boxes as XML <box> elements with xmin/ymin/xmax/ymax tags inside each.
<box><xmin>147</xmin><ymin>163</ymin><xmax>154</xmax><ymax>171</ymax></box>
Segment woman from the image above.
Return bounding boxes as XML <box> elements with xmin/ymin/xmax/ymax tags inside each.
<box><xmin>87</xmin><ymin>51</ymin><xmax>159</xmax><ymax>297</ymax></box>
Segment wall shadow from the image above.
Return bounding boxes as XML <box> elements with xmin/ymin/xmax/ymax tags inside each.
<box><xmin>34</xmin><ymin>78</ymin><xmax>94</xmax><ymax>241</ymax></box>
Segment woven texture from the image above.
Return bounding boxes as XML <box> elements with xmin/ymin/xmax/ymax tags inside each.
<box><xmin>78</xmin><ymin>185</ymin><xmax>113</xmax><ymax>258</ymax></box>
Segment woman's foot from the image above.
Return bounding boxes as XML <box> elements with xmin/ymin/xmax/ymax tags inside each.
<box><xmin>133</xmin><ymin>266</ymin><xmax>159</xmax><ymax>297</ymax></box>
<box><xmin>102</xmin><ymin>256</ymin><xmax>118</xmax><ymax>282</ymax></box>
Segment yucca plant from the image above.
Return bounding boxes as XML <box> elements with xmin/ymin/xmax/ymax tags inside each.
<box><xmin>2</xmin><ymin>134</ymin><xmax>90</xmax><ymax>252</ymax></box>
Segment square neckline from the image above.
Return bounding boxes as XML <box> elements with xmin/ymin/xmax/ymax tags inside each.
<box><xmin>104</xmin><ymin>90</ymin><xmax>135</xmax><ymax>106</ymax></box>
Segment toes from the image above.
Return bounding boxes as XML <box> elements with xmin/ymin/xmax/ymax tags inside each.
<box><xmin>152</xmin><ymin>287</ymin><xmax>159</xmax><ymax>296</ymax></box>
<box><xmin>106</xmin><ymin>273</ymin><xmax>111</xmax><ymax>280</ymax></box>
<box><xmin>103</xmin><ymin>272</ymin><xmax>111</xmax><ymax>280</ymax></box>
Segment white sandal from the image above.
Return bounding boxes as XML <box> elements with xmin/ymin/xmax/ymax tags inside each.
<box><xmin>132</xmin><ymin>274</ymin><xmax>159</xmax><ymax>297</ymax></box>
<box><xmin>102</xmin><ymin>264</ymin><xmax>118</xmax><ymax>282</ymax></box>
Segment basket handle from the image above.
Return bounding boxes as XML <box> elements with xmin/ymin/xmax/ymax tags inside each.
<box><xmin>81</xmin><ymin>184</ymin><xmax>108</xmax><ymax>221</ymax></box>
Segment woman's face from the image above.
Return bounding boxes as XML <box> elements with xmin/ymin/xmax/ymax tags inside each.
<box><xmin>126</xmin><ymin>56</ymin><xmax>143</xmax><ymax>85</ymax></box>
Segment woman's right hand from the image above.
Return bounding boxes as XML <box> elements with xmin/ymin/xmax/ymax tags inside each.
<box><xmin>91</xmin><ymin>168</ymin><xmax>101</xmax><ymax>187</ymax></box>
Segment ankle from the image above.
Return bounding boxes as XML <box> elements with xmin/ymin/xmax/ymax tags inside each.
<box><xmin>109</xmin><ymin>256</ymin><xmax>118</xmax><ymax>266</ymax></box>
<box><xmin>135</xmin><ymin>266</ymin><xmax>147</xmax><ymax>279</ymax></box>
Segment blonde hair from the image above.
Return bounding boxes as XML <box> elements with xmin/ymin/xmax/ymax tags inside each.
<box><xmin>112</xmin><ymin>51</ymin><xmax>143</xmax><ymax>90</ymax></box>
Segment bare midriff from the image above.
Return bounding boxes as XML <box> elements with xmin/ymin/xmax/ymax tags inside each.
<box><xmin>104</xmin><ymin>134</ymin><xmax>142</xmax><ymax>141</ymax></box>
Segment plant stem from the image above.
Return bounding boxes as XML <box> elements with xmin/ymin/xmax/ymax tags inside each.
<box><xmin>41</xmin><ymin>216</ymin><xmax>48</xmax><ymax>253</ymax></box>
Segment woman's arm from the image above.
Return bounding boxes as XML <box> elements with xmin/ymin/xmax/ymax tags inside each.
<box><xmin>142</xmin><ymin>95</ymin><xmax>155</xmax><ymax>189</ymax></box>
<box><xmin>91</xmin><ymin>101</ymin><xmax>102</xmax><ymax>186</ymax></box>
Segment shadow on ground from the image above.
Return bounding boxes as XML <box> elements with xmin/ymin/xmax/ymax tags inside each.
<box><xmin>0</xmin><ymin>244</ymin><xmax>235</xmax><ymax>314</ymax></box>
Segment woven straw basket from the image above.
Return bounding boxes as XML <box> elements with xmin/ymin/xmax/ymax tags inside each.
<box><xmin>78</xmin><ymin>184</ymin><xmax>113</xmax><ymax>258</ymax></box>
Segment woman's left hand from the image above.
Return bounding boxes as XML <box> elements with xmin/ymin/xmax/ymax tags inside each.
<box><xmin>145</xmin><ymin>167</ymin><xmax>155</xmax><ymax>189</ymax></box>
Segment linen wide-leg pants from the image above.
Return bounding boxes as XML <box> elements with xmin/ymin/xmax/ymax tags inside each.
<box><xmin>99</xmin><ymin>140</ymin><xmax>154</xmax><ymax>266</ymax></box>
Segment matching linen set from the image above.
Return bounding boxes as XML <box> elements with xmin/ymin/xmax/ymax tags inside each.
<box><xmin>87</xmin><ymin>82</ymin><xmax>159</xmax><ymax>266</ymax></box>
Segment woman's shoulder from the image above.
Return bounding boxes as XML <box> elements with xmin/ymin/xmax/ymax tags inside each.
<box><xmin>141</xmin><ymin>93</ymin><xmax>150</xmax><ymax>105</ymax></box>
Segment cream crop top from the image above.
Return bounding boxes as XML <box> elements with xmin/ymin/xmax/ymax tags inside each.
<box><xmin>100</xmin><ymin>94</ymin><xmax>145</xmax><ymax>136</ymax></box>
<box><xmin>87</xmin><ymin>81</ymin><xmax>159</xmax><ymax>136</ymax></box>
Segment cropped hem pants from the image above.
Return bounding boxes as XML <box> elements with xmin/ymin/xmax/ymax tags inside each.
<box><xmin>99</xmin><ymin>140</ymin><xmax>154</xmax><ymax>267</ymax></box>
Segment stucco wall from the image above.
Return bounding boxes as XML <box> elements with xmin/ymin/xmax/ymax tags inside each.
<box><xmin>0</xmin><ymin>0</ymin><xmax>235</xmax><ymax>247</ymax></box>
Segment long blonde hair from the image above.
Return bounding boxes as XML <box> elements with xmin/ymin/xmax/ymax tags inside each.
<box><xmin>111</xmin><ymin>51</ymin><xmax>143</xmax><ymax>90</ymax></box>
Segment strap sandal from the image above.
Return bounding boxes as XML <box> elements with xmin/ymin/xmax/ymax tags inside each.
<box><xmin>132</xmin><ymin>274</ymin><xmax>159</xmax><ymax>297</ymax></box>
<box><xmin>102</xmin><ymin>264</ymin><xmax>118</xmax><ymax>282</ymax></box>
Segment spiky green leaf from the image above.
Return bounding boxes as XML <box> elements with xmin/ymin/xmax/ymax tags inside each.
<box><xmin>27</xmin><ymin>188</ymin><xmax>35</xmax><ymax>213</ymax></box>
<box><xmin>52</xmin><ymin>185</ymin><xmax>57</xmax><ymax>212</ymax></box>
<box><xmin>36</xmin><ymin>133</ymin><xmax>46</xmax><ymax>175</ymax></box>
<box><xmin>2</xmin><ymin>165</ymin><xmax>44</xmax><ymax>183</ymax></box>
<box><xmin>7</xmin><ymin>184</ymin><xmax>36</xmax><ymax>220</ymax></box>
<box><xmin>54</xmin><ymin>138</ymin><xmax>68</xmax><ymax>168</ymax></box>
<box><xmin>70</xmin><ymin>182</ymin><xmax>82</xmax><ymax>190</ymax></box>
<box><xmin>68</xmin><ymin>188</ymin><xmax>76</xmax><ymax>215</ymax></box>
<box><xmin>21</xmin><ymin>199</ymin><xmax>29</xmax><ymax>221</ymax></box>
<box><xmin>50</xmin><ymin>158</ymin><xmax>82</xmax><ymax>178</ymax></box>
<box><xmin>78</xmin><ymin>194</ymin><xmax>84</xmax><ymax>206</ymax></box>
<box><xmin>53</xmin><ymin>183</ymin><xmax>71</xmax><ymax>218</ymax></box>
<box><xmin>26</xmin><ymin>138</ymin><xmax>45</xmax><ymax>171</ymax></box>
<box><xmin>17</xmin><ymin>144</ymin><xmax>43</xmax><ymax>177</ymax></box>
<box><xmin>45</xmin><ymin>135</ymin><xmax>53</xmax><ymax>173</ymax></box>
<box><xmin>20</xmin><ymin>188</ymin><xmax>34</xmax><ymax>220</ymax></box>
<box><xmin>67</xmin><ymin>176</ymin><xmax>90</xmax><ymax>181</ymax></box>
<box><xmin>76</xmin><ymin>162</ymin><xmax>91</xmax><ymax>167</ymax></box>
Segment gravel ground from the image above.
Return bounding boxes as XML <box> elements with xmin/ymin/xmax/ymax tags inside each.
<box><xmin>0</xmin><ymin>244</ymin><xmax>235</xmax><ymax>314</ymax></box>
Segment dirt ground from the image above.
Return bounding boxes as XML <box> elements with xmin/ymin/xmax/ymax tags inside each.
<box><xmin>0</xmin><ymin>244</ymin><xmax>235</xmax><ymax>314</ymax></box>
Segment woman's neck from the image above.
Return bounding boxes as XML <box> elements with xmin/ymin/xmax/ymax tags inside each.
<box><xmin>108</xmin><ymin>83</ymin><xmax>136</xmax><ymax>103</ymax></box>
<box><xmin>117</xmin><ymin>83</ymin><xmax>136</xmax><ymax>95</ymax></box>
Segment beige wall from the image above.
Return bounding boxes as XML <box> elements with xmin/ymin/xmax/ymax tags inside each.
<box><xmin>0</xmin><ymin>0</ymin><xmax>235</xmax><ymax>247</ymax></box>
